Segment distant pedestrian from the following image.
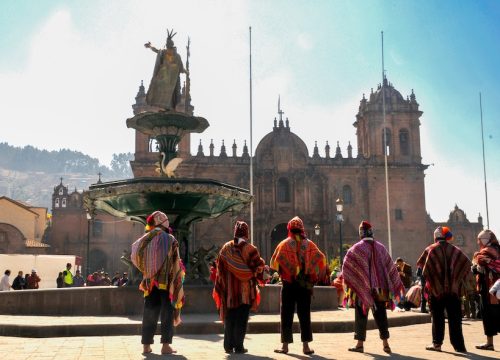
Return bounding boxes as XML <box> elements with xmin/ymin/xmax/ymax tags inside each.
<box><xmin>73</xmin><ymin>269</ymin><xmax>85</xmax><ymax>287</ymax></box>
<box><xmin>342</xmin><ymin>221</ymin><xmax>404</xmax><ymax>354</ymax></box>
<box><xmin>395</xmin><ymin>257</ymin><xmax>412</xmax><ymax>289</ymax></box>
<box><xmin>270</xmin><ymin>216</ymin><xmax>327</xmax><ymax>355</ymax></box>
<box><xmin>111</xmin><ymin>271</ymin><xmax>121</xmax><ymax>286</ymax></box>
<box><xmin>472</xmin><ymin>229</ymin><xmax>499</xmax><ymax>351</ymax></box>
<box><xmin>213</xmin><ymin>221</ymin><xmax>265</xmax><ymax>354</ymax></box>
<box><xmin>131</xmin><ymin>211</ymin><xmax>185</xmax><ymax>355</ymax></box>
<box><xmin>63</xmin><ymin>263</ymin><xmax>73</xmax><ymax>287</ymax></box>
<box><xmin>11</xmin><ymin>271</ymin><xmax>26</xmax><ymax>290</ymax></box>
<box><xmin>26</xmin><ymin>269</ymin><xmax>41</xmax><ymax>289</ymax></box>
<box><xmin>417</xmin><ymin>226</ymin><xmax>470</xmax><ymax>353</ymax></box>
<box><xmin>101</xmin><ymin>273</ymin><xmax>112</xmax><ymax>286</ymax></box>
<box><xmin>0</xmin><ymin>270</ymin><xmax>11</xmax><ymax>291</ymax></box>
<box><xmin>56</xmin><ymin>272</ymin><xmax>64</xmax><ymax>288</ymax></box>
<box><xmin>118</xmin><ymin>272</ymin><xmax>129</xmax><ymax>286</ymax></box>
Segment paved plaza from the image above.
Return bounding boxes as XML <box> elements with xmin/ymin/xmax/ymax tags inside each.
<box><xmin>0</xmin><ymin>318</ymin><xmax>498</xmax><ymax>359</ymax></box>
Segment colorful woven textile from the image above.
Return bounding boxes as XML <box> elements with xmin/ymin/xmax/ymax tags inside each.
<box><xmin>417</xmin><ymin>241</ymin><xmax>471</xmax><ymax>300</ymax></box>
<box><xmin>405</xmin><ymin>284</ymin><xmax>422</xmax><ymax>307</ymax></box>
<box><xmin>213</xmin><ymin>239</ymin><xmax>265</xmax><ymax>322</ymax></box>
<box><xmin>131</xmin><ymin>227</ymin><xmax>185</xmax><ymax>325</ymax></box>
<box><xmin>342</xmin><ymin>238</ymin><xmax>404</xmax><ymax>314</ymax></box>
<box><xmin>270</xmin><ymin>236</ymin><xmax>327</xmax><ymax>284</ymax></box>
<box><xmin>473</xmin><ymin>242</ymin><xmax>500</xmax><ymax>304</ymax></box>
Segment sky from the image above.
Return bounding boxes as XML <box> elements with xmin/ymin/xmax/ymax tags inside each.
<box><xmin>0</xmin><ymin>0</ymin><xmax>499</xmax><ymax>232</ymax></box>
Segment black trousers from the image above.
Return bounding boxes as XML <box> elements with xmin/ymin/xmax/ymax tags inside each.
<box><xmin>479</xmin><ymin>291</ymin><xmax>500</xmax><ymax>337</ymax></box>
<box><xmin>141</xmin><ymin>286</ymin><xmax>174</xmax><ymax>345</ymax></box>
<box><xmin>354</xmin><ymin>301</ymin><xmax>389</xmax><ymax>341</ymax></box>
<box><xmin>224</xmin><ymin>304</ymin><xmax>251</xmax><ymax>352</ymax></box>
<box><xmin>280</xmin><ymin>281</ymin><xmax>312</xmax><ymax>343</ymax></box>
<box><xmin>430</xmin><ymin>294</ymin><xmax>465</xmax><ymax>350</ymax></box>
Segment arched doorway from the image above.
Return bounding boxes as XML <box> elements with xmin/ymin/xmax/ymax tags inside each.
<box><xmin>270</xmin><ymin>223</ymin><xmax>287</xmax><ymax>254</ymax></box>
<box><xmin>89</xmin><ymin>248</ymin><xmax>108</xmax><ymax>273</ymax></box>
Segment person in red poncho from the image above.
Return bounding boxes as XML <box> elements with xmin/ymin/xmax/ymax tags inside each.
<box><xmin>270</xmin><ymin>216</ymin><xmax>327</xmax><ymax>355</ymax></box>
<box><xmin>131</xmin><ymin>211</ymin><xmax>185</xmax><ymax>355</ymax></box>
<box><xmin>342</xmin><ymin>220</ymin><xmax>404</xmax><ymax>354</ymax></box>
<box><xmin>473</xmin><ymin>229</ymin><xmax>500</xmax><ymax>351</ymax></box>
<box><xmin>212</xmin><ymin>221</ymin><xmax>265</xmax><ymax>354</ymax></box>
<box><xmin>417</xmin><ymin>226</ymin><xmax>471</xmax><ymax>353</ymax></box>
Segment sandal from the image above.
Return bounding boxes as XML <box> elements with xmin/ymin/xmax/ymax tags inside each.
<box><xmin>348</xmin><ymin>346</ymin><xmax>364</xmax><ymax>353</ymax></box>
<box><xmin>475</xmin><ymin>343</ymin><xmax>494</xmax><ymax>351</ymax></box>
<box><xmin>303</xmin><ymin>349</ymin><xmax>314</xmax><ymax>355</ymax></box>
<box><xmin>425</xmin><ymin>344</ymin><xmax>441</xmax><ymax>352</ymax></box>
<box><xmin>383</xmin><ymin>345</ymin><xmax>392</xmax><ymax>354</ymax></box>
<box><xmin>274</xmin><ymin>348</ymin><xmax>288</xmax><ymax>354</ymax></box>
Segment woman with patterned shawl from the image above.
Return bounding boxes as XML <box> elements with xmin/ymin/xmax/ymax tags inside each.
<box><xmin>417</xmin><ymin>226</ymin><xmax>471</xmax><ymax>353</ymax></box>
<box><xmin>342</xmin><ymin>220</ymin><xmax>404</xmax><ymax>354</ymax></box>
<box><xmin>270</xmin><ymin>216</ymin><xmax>327</xmax><ymax>355</ymax></box>
<box><xmin>212</xmin><ymin>220</ymin><xmax>265</xmax><ymax>354</ymax></box>
<box><xmin>131</xmin><ymin>211</ymin><xmax>185</xmax><ymax>355</ymax></box>
<box><xmin>473</xmin><ymin>229</ymin><xmax>500</xmax><ymax>351</ymax></box>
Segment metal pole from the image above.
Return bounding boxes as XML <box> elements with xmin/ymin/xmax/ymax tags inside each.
<box><xmin>339</xmin><ymin>219</ymin><xmax>343</xmax><ymax>267</ymax></box>
<box><xmin>249</xmin><ymin>26</ymin><xmax>254</xmax><ymax>245</ymax></box>
<box><xmin>479</xmin><ymin>92</ymin><xmax>490</xmax><ymax>229</ymax></box>
<box><xmin>86</xmin><ymin>218</ymin><xmax>91</xmax><ymax>277</ymax></box>
<box><xmin>381</xmin><ymin>31</ymin><xmax>392</xmax><ymax>256</ymax></box>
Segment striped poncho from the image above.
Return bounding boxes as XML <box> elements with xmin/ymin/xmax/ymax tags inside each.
<box><xmin>131</xmin><ymin>227</ymin><xmax>185</xmax><ymax>325</ymax></box>
<box><xmin>270</xmin><ymin>236</ymin><xmax>327</xmax><ymax>285</ymax></box>
<box><xmin>417</xmin><ymin>240</ymin><xmax>471</xmax><ymax>300</ymax></box>
<box><xmin>342</xmin><ymin>238</ymin><xmax>404</xmax><ymax>314</ymax></box>
<box><xmin>473</xmin><ymin>243</ymin><xmax>500</xmax><ymax>305</ymax></box>
<box><xmin>213</xmin><ymin>239</ymin><xmax>265</xmax><ymax>322</ymax></box>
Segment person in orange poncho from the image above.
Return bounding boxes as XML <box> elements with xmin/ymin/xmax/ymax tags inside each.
<box><xmin>270</xmin><ymin>216</ymin><xmax>327</xmax><ymax>355</ymax></box>
<box><xmin>213</xmin><ymin>221</ymin><xmax>265</xmax><ymax>354</ymax></box>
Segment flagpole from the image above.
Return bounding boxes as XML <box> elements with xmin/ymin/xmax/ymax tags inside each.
<box><xmin>249</xmin><ymin>26</ymin><xmax>254</xmax><ymax>245</ymax></box>
<box><xmin>479</xmin><ymin>92</ymin><xmax>490</xmax><ymax>229</ymax></box>
<box><xmin>381</xmin><ymin>31</ymin><xmax>392</xmax><ymax>256</ymax></box>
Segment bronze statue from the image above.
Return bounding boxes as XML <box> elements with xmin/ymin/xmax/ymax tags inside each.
<box><xmin>144</xmin><ymin>29</ymin><xmax>187</xmax><ymax>110</ymax></box>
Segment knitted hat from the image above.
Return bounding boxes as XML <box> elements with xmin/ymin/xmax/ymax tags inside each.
<box><xmin>149</xmin><ymin>211</ymin><xmax>169</xmax><ymax>228</ymax></box>
<box><xmin>477</xmin><ymin>229</ymin><xmax>498</xmax><ymax>246</ymax></box>
<box><xmin>234</xmin><ymin>221</ymin><xmax>249</xmax><ymax>240</ymax></box>
<box><xmin>359</xmin><ymin>220</ymin><xmax>373</xmax><ymax>238</ymax></box>
<box><xmin>434</xmin><ymin>226</ymin><xmax>453</xmax><ymax>241</ymax></box>
<box><xmin>287</xmin><ymin>216</ymin><xmax>305</xmax><ymax>236</ymax></box>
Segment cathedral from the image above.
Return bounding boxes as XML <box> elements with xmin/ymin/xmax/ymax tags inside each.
<box><xmin>29</xmin><ymin>77</ymin><xmax>483</xmax><ymax>273</ymax></box>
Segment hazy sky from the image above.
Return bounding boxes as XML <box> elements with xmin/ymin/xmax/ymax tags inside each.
<box><xmin>1</xmin><ymin>0</ymin><xmax>499</xmax><ymax>231</ymax></box>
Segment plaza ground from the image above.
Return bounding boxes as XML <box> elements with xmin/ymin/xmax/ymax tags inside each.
<box><xmin>0</xmin><ymin>312</ymin><xmax>498</xmax><ymax>359</ymax></box>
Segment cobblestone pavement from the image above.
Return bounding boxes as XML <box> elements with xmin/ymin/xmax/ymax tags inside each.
<box><xmin>0</xmin><ymin>319</ymin><xmax>498</xmax><ymax>360</ymax></box>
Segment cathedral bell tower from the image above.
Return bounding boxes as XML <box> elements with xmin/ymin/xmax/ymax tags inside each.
<box><xmin>354</xmin><ymin>77</ymin><xmax>423</xmax><ymax>165</ymax></box>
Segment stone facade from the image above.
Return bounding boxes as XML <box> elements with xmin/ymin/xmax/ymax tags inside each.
<box><xmin>0</xmin><ymin>196</ymin><xmax>50</xmax><ymax>254</ymax></box>
<box><xmin>128</xmin><ymin>77</ymin><xmax>483</xmax><ymax>265</ymax></box>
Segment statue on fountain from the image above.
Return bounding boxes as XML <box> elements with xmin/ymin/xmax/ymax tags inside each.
<box><xmin>144</xmin><ymin>29</ymin><xmax>188</xmax><ymax>110</ymax></box>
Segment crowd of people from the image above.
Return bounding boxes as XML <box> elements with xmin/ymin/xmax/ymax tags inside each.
<box><xmin>129</xmin><ymin>209</ymin><xmax>499</xmax><ymax>356</ymax></box>
<box><xmin>2</xmin><ymin>209</ymin><xmax>498</xmax><ymax>357</ymax></box>
<box><xmin>1</xmin><ymin>262</ymin><xmax>130</xmax><ymax>290</ymax></box>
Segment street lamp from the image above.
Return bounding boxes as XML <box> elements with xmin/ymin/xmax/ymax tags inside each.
<box><xmin>86</xmin><ymin>212</ymin><xmax>92</xmax><ymax>278</ymax></box>
<box><xmin>314</xmin><ymin>224</ymin><xmax>326</xmax><ymax>261</ymax></box>
<box><xmin>336</xmin><ymin>198</ymin><xmax>344</xmax><ymax>266</ymax></box>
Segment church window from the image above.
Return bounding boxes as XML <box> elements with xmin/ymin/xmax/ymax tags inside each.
<box><xmin>455</xmin><ymin>234</ymin><xmax>465</xmax><ymax>246</ymax></box>
<box><xmin>399</xmin><ymin>129</ymin><xmax>410</xmax><ymax>156</ymax></box>
<box><xmin>395</xmin><ymin>208</ymin><xmax>403</xmax><ymax>220</ymax></box>
<box><xmin>92</xmin><ymin>219</ymin><xmax>103</xmax><ymax>237</ymax></box>
<box><xmin>62</xmin><ymin>198</ymin><xmax>67</xmax><ymax>208</ymax></box>
<box><xmin>382</xmin><ymin>128</ymin><xmax>392</xmax><ymax>155</ymax></box>
<box><xmin>342</xmin><ymin>185</ymin><xmax>352</xmax><ymax>204</ymax></box>
<box><xmin>277</xmin><ymin>178</ymin><xmax>290</xmax><ymax>203</ymax></box>
<box><xmin>58</xmin><ymin>188</ymin><xmax>63</xmax><ymax>195</ymax></box>
<box><xmin>55</xmin><ymin>198</ymin><xmax>60</xmax><ymax>208</ymax></box>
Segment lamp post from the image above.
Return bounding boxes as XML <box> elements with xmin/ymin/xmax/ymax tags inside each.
<box><xmin>86</xmin><ymin>212</ymin><xmax>92</xmax><ymax>277</ymax></box>
<box><xmin>314</xmin><ymin>222</ymin><xmax>321</xmax><ymax>250</ymax></box>
<box><xmin>336</xmin><ymin>198</ymin><xmax>344</xmax><ymax>266</ymax></box>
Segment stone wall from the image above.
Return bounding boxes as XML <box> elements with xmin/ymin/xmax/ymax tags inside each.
<box><xmin>0</xmin><ymin>285</ymin><xmax>337</xmax><ymax>316</ymax></box>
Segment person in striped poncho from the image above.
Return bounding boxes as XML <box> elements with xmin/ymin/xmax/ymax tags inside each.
<box><xmin>131</xmin><ymin>211</ymin><xmax>185</xmax><ymax>355</ymax></box>
<box><xmin>417</xmin><ymin>226</ymin><xmax>471</xmax><ymax>353</ymax></box>
<box><xmin>213</xmin><ymin>221</ymin><xmax>266</xmax><ymax>354</ymax></box>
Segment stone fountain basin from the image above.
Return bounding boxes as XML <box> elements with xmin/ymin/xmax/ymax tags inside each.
<box><xmin>83</xmin><ymin>177</ymin><xmax>252</xmax><ymax>227</ymax></box>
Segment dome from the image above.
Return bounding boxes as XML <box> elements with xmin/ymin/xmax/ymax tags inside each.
<box><xmin>371</xmin><ymin>78</ymin><xmax>405</xmax><ymax>105</ymax></box>
<box><xmin>255</xmin><ymin>123</ymin><xmax>309</xmax><ymax>170</ymax></box>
